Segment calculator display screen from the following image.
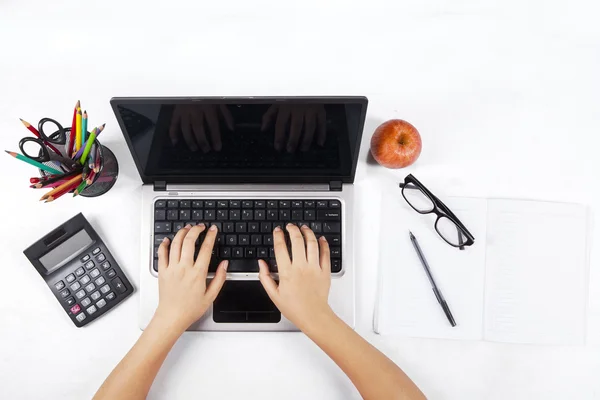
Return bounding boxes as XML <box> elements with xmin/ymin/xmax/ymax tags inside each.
<box><xmin>39</xmin><ymin>230</ymin><xmax>93</xmax><ymax>274</ymax></box>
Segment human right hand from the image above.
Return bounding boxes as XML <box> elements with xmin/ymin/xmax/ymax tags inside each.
<box><xmin>169</xmin><ymin>104</ymin><xmax>234</xmax><ymax>152</ymax></box>
<box><xmin>258</xmin><ymin>224</ymin><xmax>332</xmax><ymax>331</ymax></box>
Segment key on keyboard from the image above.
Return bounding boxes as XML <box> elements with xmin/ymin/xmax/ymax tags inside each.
<box><xmin>153</xmin><ymin>199</ymin><xmax>342</xmax><ymax>273</ymax></box>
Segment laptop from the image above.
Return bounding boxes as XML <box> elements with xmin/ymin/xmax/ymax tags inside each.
<box><xmin>110</xmin><ymin>96</ymin><xmax>368</xmax><ymax>331</ymax></box>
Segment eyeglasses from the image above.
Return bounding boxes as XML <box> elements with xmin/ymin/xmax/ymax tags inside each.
<box><xmin>399</xmin><ymin>174</ymin><xmax>475</xmax><ymax>249</ymax></box>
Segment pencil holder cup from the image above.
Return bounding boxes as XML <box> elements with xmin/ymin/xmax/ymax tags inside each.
<box><xmin>38</xmin><ymin>127</ymin><xmax>119</xmax><ymax>197</ymax></box>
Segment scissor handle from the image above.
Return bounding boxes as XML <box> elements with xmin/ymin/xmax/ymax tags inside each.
<box><xmin>38</xmin><ymin>117</ymin><xmax>67</xmax><ymax>145</ymax></box>
<box><xmin>19</xmin><ymin>137</ymin><xmax>50</xmax><ymax>162</ymax></box>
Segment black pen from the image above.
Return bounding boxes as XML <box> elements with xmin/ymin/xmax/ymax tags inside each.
<box><xmin>409</xmin><ymin>231</ymin><xmax>456</xmax><ymax>327</ymax></box>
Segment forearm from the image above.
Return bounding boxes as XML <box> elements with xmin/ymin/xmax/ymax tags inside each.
<box><xmin>302</xmin><ymin>309</ymin><xmax>425</xmax><ymax>400</ymax></box>
<box><xmin>93</xmin><ymin>315</ymin><xmax>184</xmax><ymax>400</ymax></box>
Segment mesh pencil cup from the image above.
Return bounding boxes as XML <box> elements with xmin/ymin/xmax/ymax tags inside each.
<box><xmin>38</xmin><ymin>126</ymin><xmax>119</xmax><ymax>197</ymax></box>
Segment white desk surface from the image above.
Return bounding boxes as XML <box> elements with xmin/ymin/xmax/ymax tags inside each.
<box><xmin>1</xmin><ymin>1</ymin><xmax>599</xmax><ymax>399</ymax></box>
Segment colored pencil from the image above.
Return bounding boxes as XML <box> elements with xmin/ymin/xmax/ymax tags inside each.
<box><xmin>80</xmin><ymin>124</ymin><xmax>105</xmax><ymax>164</ymax></box>
<box><xmin>19</xmin><ymin>118</ymin><xmax>62</xmax><ymax>155</ymax></box>
<box><xmin>45</xmin><ymin>183</ymin><xmax>77</xmax><ymax>202</ymax></box>
<box><xmin>75</xmin><ymin>108</ymin><xmax>82</xmax><ymax>151</ymax></box>
<box><xmin>85</xmin><ymin>169</ymin><xmax>97</xmax><ymax>185</ymax></box>
<box><xmin>73</xmin><ymin>179</ymin><xmax>88</xmax><ymax>196</ymax></box>
<box><xmin>94</xmin><ymin>150</ymin><xmax>101</xmax><ymax>173</ymax></box>
<box><xmin>81</xmin><ymin>111</ymin><xmax>88</xmax><ymax>144</ymax></box>
<box><xmin>74</xmin><ymin>123</ymin><xmax>105</xmax><ymax>160</ymax></box>
<box><xmin>40</xmin><ymin>173</ymin><xmax>82</xmax><ymax>201</ymax></box>
<box><xmin>5</xmin><ymin>150</ymin><xmax>63</xmax><ymax>175</ymax></box>
<box><xmin>30</xmin><ymin>176</ymin><xmax>48</xmax><ymax>184</ymax></box>
<box><xmin>68</xmin><ymin>100</ymin><xmax>80</xmax><ymax>156</ymax></box>
<box><xmin>31</xmin><ymin>168</ymin><xmax>81</xmax><ymax>187</ymax></box>
<box><xmin>31</xmin><ymin>179</ymin><xmax>68</xmax><ymax>189</ymax></box>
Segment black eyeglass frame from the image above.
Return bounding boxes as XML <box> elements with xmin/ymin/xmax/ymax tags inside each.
<box><xmin>399</xmin><ymin>174</ymin><xmax>475</xmax><ymax>249</ymax></box>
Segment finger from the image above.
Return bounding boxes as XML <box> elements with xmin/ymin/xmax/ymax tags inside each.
<box><xmin>191</xmin><ymin>111</ymin><xmax>210</xmax><ymax>153</ymax></box>
<box><xmin>195</xmin><ymin>224</ymin><xmax>219</xmax><ymax>269</ymax></box>
<box><xmin>205</xmin><ymin>260</ymin><xmax>228</xmax><ymax>301</ymax></box>
<box><xmin>274</xmin><ymin>106</ymin><xmax>291</xmax><ymax>151</ymax></box>
<box><xmin>180</xmin><ymin>224</ymin><xmax>206</xmax><ymax>265</ymax></box>
<box><xmin>261</xmin><ymin>105</ymin><xmax>278</xmax><ymax>131</ymax></box>
<box><xmin>180</xmin><ymin>109</ymin><xmax>198</xmax><ymax>152</ymax></box>
<box><xmin>286</xmin><ymin>223</ymin><xmax>307</xmax><ymax>263</ymax></box>
<box><xmin>258</xmin><ymin>259</ymin><xmax>279</xmax><ymax>301</ymax></box>
<box><xmin>301</xmin><ymin>110</ymin><xmax>316</xmax><ymax>152</ymax></box>
<box><xmin>300</xmin><ymin>225</ymin><xmax>319</xmax><ymax>266</ymax></box>
<box><xmin>205</xmin><ymin>106</ymin><xmax>222</xmax><ymax>152</ymax></box>
<box><xmin>219</xmin><ymin>104</ymin><xmax>235</xmax><ymax>131</ymax></box>
<box><xmin>170</xmin><ymin>224</ymin><xmax>192</xmax><ymax>265</ymax></box>
<box><xmin>169</xmin><ymin>106</ymin><xmax>183</xmax><ymax>145</ymax></box>
<box><xmin>286</xmin><ymin>108</ymin><xmax>304</xmax><ymax>153</ymax></box>
<box><xmin>317</xmin><ymin>107</ymin><xmax>327</xmax><ymax>146</ymax></box>
<box><xmin>319</xmin><ymin>236</ymin><xmax>331</xmax><ymax>274</ymax></box>
<box><xmin>273</xmin><ymin>226</ymin><xmax>291</xmax><ymax>272</ymax></box>
<box><xmin>157</xmin><ymin>237</ymin><xmax>170</xmax><ymax>272</ymax></box>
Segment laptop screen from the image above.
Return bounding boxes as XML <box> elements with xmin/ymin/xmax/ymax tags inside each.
<box><xmin>111</xmin><ymin>97</ymin><xmax>367</xmax><ymax>184</ymax></box>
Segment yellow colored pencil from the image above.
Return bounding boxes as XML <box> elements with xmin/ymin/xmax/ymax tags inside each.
<box><xmin>75</xmin><ymin>108</ymin><xmax>82</xmax><ymax>151</ymax></box>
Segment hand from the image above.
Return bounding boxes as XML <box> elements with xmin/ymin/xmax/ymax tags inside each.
<box><xmin>261</xmin><ymin>104</ymin><xmax>327</xmax><ymax>153</ymax></box>
<box><xmin>258</xmin><ymin>224</ymin><xmax>332</xmax><ymax>331</ymax></box>
<box><xmin>154</xmin><ymin>224</ymin><xmax>228</xmax><ymax>332</ymax></box>
<box><xmin>169</xmin><ymin>105</ymin><xmax>235</xmax><ymax>152</ymax></box>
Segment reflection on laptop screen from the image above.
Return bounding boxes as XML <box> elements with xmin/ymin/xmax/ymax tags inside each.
<box><xmin>113</xmin><ymin>98</ymin><xmax>367</xmax><ymax>182</ymax></box>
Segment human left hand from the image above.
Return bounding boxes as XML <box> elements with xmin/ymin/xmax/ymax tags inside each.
<box><xmin>154</xmin><ymin>224</ymin><xmax>228</xmax><ymax>332</ymax></box>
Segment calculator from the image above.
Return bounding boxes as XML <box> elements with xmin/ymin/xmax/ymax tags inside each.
<box><xmin>23</xmin><ymin>213</ymin><xmax>134</xmax><ymax>327</ymax></box>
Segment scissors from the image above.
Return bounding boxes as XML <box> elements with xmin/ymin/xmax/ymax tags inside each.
<box><xmin>19</xmin><ymin>118</ymin><xmax>79</xmax><ymax>170</ymax></box>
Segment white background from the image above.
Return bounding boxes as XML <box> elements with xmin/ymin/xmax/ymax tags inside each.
<box><xmin>1</xmin><ymin>0</ymin><xmax>599</xmax><ymax>398</ymax></box>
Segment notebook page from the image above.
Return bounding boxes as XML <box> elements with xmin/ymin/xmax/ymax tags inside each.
<box><xmin>374</xmin><ymin>190</ymin><xmax>488</xmax><ymax>340</ymax></box>
<box><xmin>483</xmin><ymin>200</ymin><xmax>589</xmax><ymax>345</ymax></box>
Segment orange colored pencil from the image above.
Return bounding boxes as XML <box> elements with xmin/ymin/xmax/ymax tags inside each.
<box><xmin>40</xmin><ymin>173</ymin><xmax>82</xmax><ymax>201</ymax></box>
<box><xmin>45</xmin><ymin>183</ymin><xmax>76</xmax><ymax>202</ymax></box>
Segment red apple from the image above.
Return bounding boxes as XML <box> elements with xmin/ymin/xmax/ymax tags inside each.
<box><xmin>370</xmin><ymin>119</ymin><xmax>422</xmax><ymax>169</ymax></box>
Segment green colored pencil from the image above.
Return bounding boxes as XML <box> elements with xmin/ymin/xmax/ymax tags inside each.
<box><xmin>81</xmin><ymin>111</ymin><xmax>88</xmax><ymax>144</ymax></box>
<box><xmin>73</xmin><ymin>180</ymin><xmax>88</xmax><ymax>197</ymax></box>
<box><xmin>5</xmin><ymin>150</ymin><xmax>62</xmax><ymax>174</ymax></box>
<box><xmin>80</xmin><ymin>123</ymin><xmax>105</xmax><ymax>165</ymax></box>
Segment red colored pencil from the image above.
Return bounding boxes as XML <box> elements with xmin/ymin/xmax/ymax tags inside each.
<box><xmin>30</xmin><ymin>179</ymin><xmax>68</xmax><ymax>189</ymax></box>
<box><xmin>45</xmin><ymin>183</ymin><xmax>77</xmax><ymax>202</ymax></box>
<box><xmin>68</xmin><ymin>100</ymin><xmax>80</xmax><ymax>156</ymax></box>
<box><xmin>20</xmin><ymin>118</ymin><xmax>62</xmax><ymax>155</ymax></box>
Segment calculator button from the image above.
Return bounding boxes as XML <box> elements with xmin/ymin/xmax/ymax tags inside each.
<box><xmin>106</xmin><ymin>269</ymin><xmax>116</xmax><ymax>278</ymax></box>
<box><xmin>80</xmin><ymin>275</ymin><xmax>91</xmax><ymax>285</ymax></box>
<box><xmin>80</xmin><ymin>254</ymin><xmax>91</xmax><ymax>263</ymax></box>
<box><xmin>75</xmin><ymin>267</ymin><xmax>85</xmax><ymax>277</ymax></box>
<box><xmin>81</xmin><ymin>298</ymin><xmax>91</xmax><ymax>307</ymax></box>
<box><xmin>85</xmin><ymin>260</ymin><xmax>95</xmax><ymax>270</ymax></box>
<box><xmin>96</xmin><ymin>253</ymin><xmax>106</xmax><ymax>262</ymax></box>
<box><xmin>66</xmin><ymin>297</ymin><xmax>76</xmax><ymax>306</ymax></box>
<box><xmin>54</xmin><ymin>281</ymin><xmax>65</xmax><ymax>290</ymax></box>
<box><xmin>75</xmin><ymin>290</ymin><xmax>86</xmax><ymax>299</ymax></box>
<box><xmin>70</xmin><ymin>282</ymin><xmax>81</xmax><ymax>291</ymax></box>
<box><xmin>85</xmin><ymin>283</ymin><xmax>96</xmax><ymax>293</ymax></box>
<box><xmin>101</xmin><ymin>261</ymin><xmax>111</xmax><ymax>270</ymax></box>
<box><xmin>70</xmin><ymin>304</ymin><xmax>81</xmax><ymax>314</ymax></box>
<box><xmin>92</xmin><ymin>247</ymin><xmax>101</xmax><ymax>255</ymax></box>
<box><xmin>91</xmin><ymin>291</ymin><xmax>101</xmax><ymax>301</ymax></box>
<box><xmin>90</xmin><ymin>268</ymin><xmax>100</xmax><ymax>278</ymax></box>
<box><xmin>95</xmin><ymin>276</ymin><xmax>106</xmax><ymax>286</ymax></box>
<box><xmin>111</xmin><ymin>278</ymin><xmax>127</xmax><ymax>294</ymax></box>
<box><xmin>100</xmin><ymin>284</ymin><xmax>111</xmax><ymax>294</ymax></box>
<box><xmin>86</xmin><ymin>305</ymin><xmax>97</xmax><ymax>315</ymax></box>
<box><xmin>65</xmin><ymin>274</ymin><xmax>76</xmax><ymax>283</ymax></box>
<box><xmin>76</xmin><ymin>313</ymin><xmax>86</xmax><ymax>322</ymax></box>
<box><xmin>96</xmin><ymin>299</ymin><xmax>107</xmax><ymax>309</ymax></box>
<box><xmin>59</xmin><ymin>289</ymin><xmax>70</xmax><ymax>298</ymax></box>
<box><xmin>106</xmin><ymin>292</ymin><xmax>116</xmax><ymax>301</ymax></box>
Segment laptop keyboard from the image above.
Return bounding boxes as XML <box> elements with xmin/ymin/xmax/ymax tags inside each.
<box><xmin>153</xmin><ymin>199</ymin><xmax>342</xmax><ymax>273</ymax></box>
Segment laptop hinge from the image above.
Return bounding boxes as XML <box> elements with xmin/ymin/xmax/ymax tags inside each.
<box><xmin>154</xmin><ymin>181</ymin><xmax>167</xmax><ymax>191</ymax></box>
<box><xmin>329</xmin><ymin>181</ymin><xmax>343</xmax><ymax>191</ymax></box>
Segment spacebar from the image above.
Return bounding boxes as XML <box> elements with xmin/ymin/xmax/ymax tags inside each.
<box><xmin>209</xmin><ymin>259</ymin><xmax>259</xmax><ymax>273</ymax></box>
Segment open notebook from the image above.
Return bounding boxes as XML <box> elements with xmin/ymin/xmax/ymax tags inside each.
<box><xmin>374</xmin><ymin>190</ymin><xmax>590</xmax><ymax>345</ymax></box>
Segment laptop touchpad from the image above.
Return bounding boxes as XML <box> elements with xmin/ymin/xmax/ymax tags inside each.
<box><xmin>213</xmin><ymin>280</ymin><xmax>281</xmax><ymax>323</ymax></box>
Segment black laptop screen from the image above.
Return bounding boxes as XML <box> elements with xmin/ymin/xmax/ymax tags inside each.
<box><xmin>111</xmin><ymin>97</ymin><xmax>367</xmax><ymax>184</ymax></box>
